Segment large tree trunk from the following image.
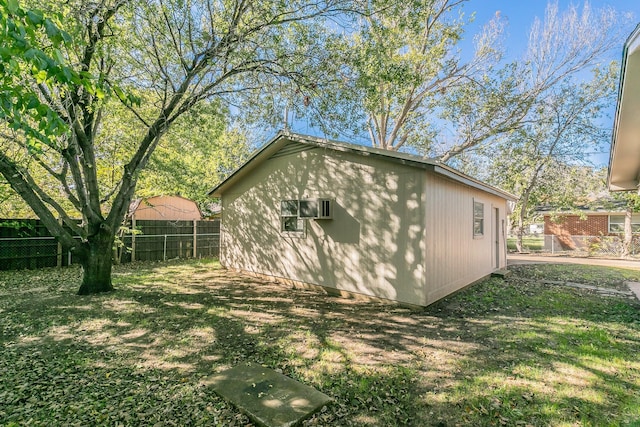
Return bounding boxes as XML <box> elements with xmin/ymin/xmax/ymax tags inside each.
<box><xmin>622</xmin><ymin>205</ymin><xmax>633</xmax><ymax>258</ymax></box>
<box><xmin>515</xmin><ymin>223</ymin><xmax>524</xmax><ymax>253</ymax></box>
<box><xmin>515</xmin><ymin>198</ymin><xmax>529</xmax><ymax>253</ymax></box>
<box><xmin>77</xmin><ymin>225</ymin><xmax>115</xmax><ymax>295</ymax></box>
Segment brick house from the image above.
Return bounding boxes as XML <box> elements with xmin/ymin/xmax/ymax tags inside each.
<box><xmin>543</xmin><ymin>209</ymin><xmax>640</xmax><ymax>251</ymax></box>
<box><xmin>544</xmin><ymin>214</ymin><xmax>608</xmax><ymax>237</ymax></box>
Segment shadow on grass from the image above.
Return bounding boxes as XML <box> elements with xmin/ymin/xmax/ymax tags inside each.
<box><xmin>1</xmin><ymin>259</ymin><xmax>639</xmax><ymax>426</ymax></box>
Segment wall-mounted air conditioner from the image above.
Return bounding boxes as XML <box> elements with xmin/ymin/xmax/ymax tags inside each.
<box><xmin>299</xmin><ymin>198</ymin><xmax>333</xmax><ymax>219</ymax></box>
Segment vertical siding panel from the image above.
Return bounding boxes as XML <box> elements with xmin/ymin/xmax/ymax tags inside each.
<box><xmin>424</xmin><ymin>173</ymin><xmax>506</xmax><ymax>304</ymax></box>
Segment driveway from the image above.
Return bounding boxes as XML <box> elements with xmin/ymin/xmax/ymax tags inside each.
<box><xmin>508</xmin><ymin>253</ymin><xmax>640</xmax><ymax>271</ymax></box>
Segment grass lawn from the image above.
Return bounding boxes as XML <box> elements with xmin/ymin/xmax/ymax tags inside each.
<box><xmin>1</xmin><ymin>259</ymin><xmax>639</xmax><ymax>426</ymax></box>
<box><xmin>507</xmin><ymin>236</ymin><xmax>545</xmax><ymax>252</ymax></box>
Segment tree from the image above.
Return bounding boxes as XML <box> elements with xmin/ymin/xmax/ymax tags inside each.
<box><xmin>138</xmin><ymin>106</ymin><xmax>250</xmax><ymax>213</ymax></box>
<box><xmin>93</xmin><ymin>95</ymin><xmax>250</xmax><ymax>214</ymax></box>
<box><xmin>321</xmin><ymin>1</ymin><xmax>626</xmax><ymax>159</ymax></box>
<box><xmin>0</xmin><ymin>0</ymin><xmax>351</xmax><ymax>294</ymax></box>
<box><xmin>435</xmin><ymin>1</ymin><xmax>626</xmax><ymax>163</ymax></box>
<box><xmin>318</xmin><ymin>0</ymin><xmax>506</xmax><ymax>151</ymax></box>
<box><xmin>432</xmin><ymin>1</ymin><xmax>627</xmax><ymax>253</ymax></box>
<box><xmin>1</xmin><ymin>96</ymin><xmax>248</xmax><ymax>218</ymax></box>
<box><xmin>486</xmin><ymin>63</ymin><xmax>618</xmax><ymax>252</ymax></box>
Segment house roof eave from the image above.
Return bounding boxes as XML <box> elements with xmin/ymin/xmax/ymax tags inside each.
<box><xmin>608</xmin><ymin>23</ymin><xmax>640</xmax><ymax>192</ymax></box>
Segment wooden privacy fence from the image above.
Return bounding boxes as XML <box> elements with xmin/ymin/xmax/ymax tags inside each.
<box><xmin>0</xmin><ymin>219</ymin><xmax>220</xmax><ymax>271</ymax></box>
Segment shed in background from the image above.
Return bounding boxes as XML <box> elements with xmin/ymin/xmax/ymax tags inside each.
<box><xmin>130</xmin><ymin>195</ymin><xmax>202</xmax><ymax>221</ymax></box>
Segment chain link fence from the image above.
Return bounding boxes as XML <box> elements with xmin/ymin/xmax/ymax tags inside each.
<box><xmin>508</xmin><ymin>234</ymin><xmax>640</xmax><ymax>258</ymax></box>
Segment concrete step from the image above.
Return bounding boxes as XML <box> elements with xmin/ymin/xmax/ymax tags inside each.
<box><xmin>207</xmin><ymin>362</ymin><xmax>332</xmax><ymax>427</ymax></box>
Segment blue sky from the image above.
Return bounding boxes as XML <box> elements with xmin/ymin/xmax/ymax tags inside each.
<box><xmin>288</xmin><ymin>1</ymin><xmax>640</xmax><ymax>166</ymax></box>
<box><xmin>466</xmin><ymin>1</ymin><xmax>640</xmax><ymax>166</ymax></box>
<box><xmin>468</xmin><ymin>0</ymin><xmax>640</xmax><ymax>58</ymax></box>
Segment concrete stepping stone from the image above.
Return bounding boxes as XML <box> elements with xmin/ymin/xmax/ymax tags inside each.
<box><xmin>209</xmin><ymin>362</ymin><xmax>332</xmax><ymax>427</ymax></box>
<box><xmin>625</xmin><ymin>281</ymin><xmax>640</xmax><ymax>301</ymax></box>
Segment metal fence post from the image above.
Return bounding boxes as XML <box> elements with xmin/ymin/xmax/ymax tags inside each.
<box><xmin>193</xmin><ymin>220</ymin><xmax>197</xmax><ymax>258</ymax></box>
<box><xmin>57</xmin><ymin>218</ymin><xmax>63</xmax><ymax>267</ymax></box>
<box><xmin>57</xmin><ymin>240</ymin><xmax>62</xmax><ymax>267</ymax></box>
<box><xmin>551</xmin><ymin>236</ymin><xmax>554</xmax><ymax>254</ymax></box>
<box><xmin>131</xmin><ymin>217</ymin><xmax>136</xmax><ymax>262</ymax></box>
<box><xmin>163</xmin><ymin>234</ymin><xmax>167</xmax><ymax>261</ymax></box>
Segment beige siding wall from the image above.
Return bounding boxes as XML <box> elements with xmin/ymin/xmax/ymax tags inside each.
<box><xmin>221</xmin><ymin>146</ymin><xmax>508</xmax><ymax>306</ymax></box>
<box><xmin>221</xmin><ymin>146</ymin><xmax>428</xmax><ymax>306</ymax></box>
<box><xmin>133</xmin><ymin>196</ymin><xmax>201</xmax><ymax>221</ymax></box>
<box><xmin>423</xmin><ymin>173</ymin><xmax>507</xmax><ymax>304</ymax></box>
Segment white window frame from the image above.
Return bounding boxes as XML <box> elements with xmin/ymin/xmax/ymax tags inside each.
<box><xmin>608</xmin><ymin>214</ymin><xmax>640</xmax><ymax>234</ymax></box>
<box><xmin>473</xmin><ymin>200</ymin><xmax>484</xmax><ymax>238</ymax></box>
<box><xmin>280</xmin><ymin>200</ymin><xmax>305</xmax><ymax>235</ymax></box>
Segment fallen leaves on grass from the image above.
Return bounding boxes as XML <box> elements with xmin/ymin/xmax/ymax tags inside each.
<box><xmin>1</xmin><ymin>260</ymin><xmax>639</xmax><ymax>426</ymax></box>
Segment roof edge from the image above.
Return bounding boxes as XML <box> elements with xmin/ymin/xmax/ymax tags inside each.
<box><xmin>207</xmin><ymin>131</ymin><xmax>290</xmax><ymax>197</ymax></box>
<box><xmin>607</xmin><ymin>23</ymin><xmax>640</xmax><ymax>190</ymax></box>
<box><xmin>208</xmin><ymin>131</ymin><xmax>516</xmax><ymax>201</ymax></box>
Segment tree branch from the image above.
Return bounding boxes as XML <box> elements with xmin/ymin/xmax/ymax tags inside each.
<box><xmin>0</xmin><ymin>153</ymin><xmax>81</xmax><ymax>248</ymax></box>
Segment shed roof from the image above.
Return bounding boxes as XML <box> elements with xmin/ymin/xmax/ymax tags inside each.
<box><xmin>208</xmin><ymin>131</ymin><xmax>516</xmax><ymax>201</ymax></box>
<box><xmin>608</xmin><ymin>23</ymin><xmax>640</xmax><ymax>191</ymax></box>
<box><xmin>129</xmin><ymin>195</ymin><xmax>202</xmax><ymax>220</ymax></box>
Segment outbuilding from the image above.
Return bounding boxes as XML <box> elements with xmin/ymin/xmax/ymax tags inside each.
<box><xmin>129</xmin><ymin>195</ymin><xmax>202</xmax><ymax>221</ymax></box>
<box><xmin>209</xmin><ymin>132</ymin><xmax>515</xmax><ymax>307</ymax></box>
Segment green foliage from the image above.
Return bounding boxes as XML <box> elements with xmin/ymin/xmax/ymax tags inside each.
<box><xmin>93</xmin><ymin>93</ymin><xmax>249</xmax><ymax>215</ymax></box>
<box><xmin>137</xmin><ymin>102</ymin><xmax>250</xmax><ymax>210</ymax></box>
<box><xmin>481</xmin><ymin>60</ymin><xmax>619</xmax><ymax>238</ymax></box>
<box><xmin>1</xmin><ymin>260</ymin><xmax>639</xmax><ymax>425</ymax></box>
<box><xmin>320</xmin><ymin>0</ymin><xmax>629</xmax><ymax>170</ymax></box>
<box><xmin>0</xmin><ymin>0</ymin><xmax>77</xmax><ymax>148</ymax></box>
<box><xmin>329</xmin><ymin>0</ymin><xmax>499</xmax><ymax>151</ymax></box>
<box><xmin>609</xmin><ymin>191</ymin><xmax>640</xmax><ymax>213</ymax></box>
<box><xmin>1</xmin><ymin>0</ymin><xmax>342</xmax><ymax>292</ymax></box>
<box><xmin>0</xmin><ymin>184</ymin><xmax>34</xmax><ymax>217</ymax></box>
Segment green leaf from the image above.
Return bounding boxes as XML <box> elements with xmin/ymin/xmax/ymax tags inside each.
<box><xmin>36</xmin><ymin>104</ymin><xmax>49</xmax><ymax>116</ymax></box>
<box><xmin>26</xmin><ymin>9</ymin><xmax>43</xmax><ymax>25</ymax></box>
<box><xmin>0</xmin><ymin>46</ymin><xmax>11</xmax><ymax>59</ymax></box>
<box><xmin>7</xmin><ymin>0</ymin><xmax>19</xmax><ymax>14</ymax></box>
<box><xmin>60</xmin><ymin>29</ymin><xmax>72</xmax><ymax>44</ymax></box>
<box><xmin>35</xmin><ymin>69</ymin><xmax>47</xmax><ymax>84</ymax></box>
<box><xmin>26</xmin><ymin>95</ymin><xmax>40</xmax><ymax>110</ymax></box>
<box><xmin>127</xmin><ymin>93</ymin><xmax>142</xmax><ymax>107</ymax></box>
<box><xmin>43</xmin><ymin>19</ymin><xmax>60</xmax><ymax>43</ymax></box>
<box><xmin>53</xmin><ymin>48</ymin><xmax>65</xmax><ymax>65</ymax></box>
<box><xmin>113</xmin><ymin>86</ymin><xmax>124</xmax><ymax>100</ymax></box>
<box><xmin>24</xmin><ymin>48</ymin><xmax>37</xmax><ymax>60</ymax></box>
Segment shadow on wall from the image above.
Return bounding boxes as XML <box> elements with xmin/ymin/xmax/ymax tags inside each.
<box><xmin>316</xmin><ymin>202</ymin><xmax>360</xmax><ymax>244</ymax></box>
<box><xmin>222</xmin><ymin>145</ymin><xmax>426</xmax><ymax>306</ymax></box>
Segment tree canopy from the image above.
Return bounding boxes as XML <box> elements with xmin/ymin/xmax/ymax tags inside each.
<box><xmin>0</xmin><ymin>0</ymin><xmax>353</xmax><ymax>294</ymax></box>
<box><xmin>0</xmin><ymin>0</ymin><xmax>637</xmax><ymax>292</ymax></box>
